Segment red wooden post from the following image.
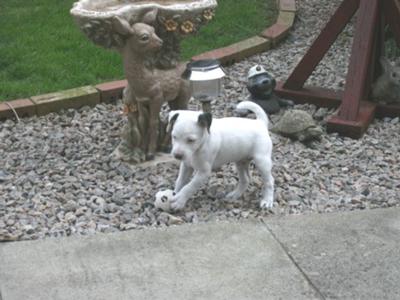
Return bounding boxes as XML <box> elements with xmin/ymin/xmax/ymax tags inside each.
<box><xmin>337</xmin><ymin>0</ymin><xmax>379</xmax><ymax>121</ymax></box>
<box><xmin>283</xmin><ymin>0</ymin><xmax>359</xmax><ymax>90</ymax></box>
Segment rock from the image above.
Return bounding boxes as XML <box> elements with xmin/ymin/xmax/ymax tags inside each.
<box><xmin>313</xmin><ymin>107</ymin><xmax>329</xmax><ymax>120</ymax></box>
<box><xmin>288</xmin><ymin>200</ymin><xmax>301</xmax><ymax>207</ymax></box>
<box><xmin>75</xmin><ymin>207</ymin><xmax>87</xmax><ymax>217</ymax></box>
<box><xmin>167</xmin><ymin>214</ymin><xmax>184</xmax><ymax>225</ymax></box>
<box><xmin>232</xmin><ymin>209</ymin><xmax>241</xmax><ymax>215</ymax></box>
<box><xmin>0</xmin><ymin>229</ymin><xmax>22</xmax><ymax>241</ymax></box>
<box><xmin>185</xmin><ymin>212</ymin><xmax>199</xmax><ymax>223</ymax></box>
<box><xmin>6</xmin><ymin>218</ymin><xmax>15</xmax><ymax>226</ymax></box>
<box><xmin>119</xmin><ymin>223</ymin><xmax>137</xmax><ymax>231</ymax></box>
<box><xmin>23</xmin><ymin>225</ymin><xmax>36</xmax><ymax>234</ymax></box>
<box><xmin>65</xmin><ymin>212</ymin><xmax>77</xmax><ymax>223</ymax></box>
<box><xmin>158</xmin><ymin>212</ymin><xmax>184</xmax><ymax>226</ymax></box>
<box><xmin>78</xmin><ymin>198</ymin><xmax>87</xmax><ymax>206</ymax></box>
<box><xmin>64</xmin><ymin>200</ymin><xmax>78</xmax><ymax>212</ymax></box>
<box><xmin>390</xmin><ymin>117</ymin><xmax>399</xmax><ymax>124</ymax></box>
<box><xmin>112</xmin><ymin>196</ymin><xmax>125</xmax><ymax>206</ymax></box>
<box><xmin>56</xmin><ymin>212</ymin><xmax>65</xmax><ymax>222</ymax></box>
<box><xmin>0</xmin><ymin>170</ymin><xmax>13</xmax><ymax>182</ymax></box>
<box><xmin>91</xmin><ymin>196</ymin><xmax>106</xmax><ymax>208</ymax></box>
<box><xmin>241</xmin><ymin>211</ymin><xmax>250</xmax><ymax>218</ymax></box>
<box><xmin>157</xmin><ymin>212</ymin><xmax>170</xmax><ymax>225</ymax></box>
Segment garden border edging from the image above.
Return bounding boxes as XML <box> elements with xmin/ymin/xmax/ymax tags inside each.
<box><xmin>0</xmin><ymin>0</ymin><xmax>296</xmax><ymax>121</ymax></box>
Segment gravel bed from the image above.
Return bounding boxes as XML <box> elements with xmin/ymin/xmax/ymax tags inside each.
<box><xmin>1</xmin><ymin>0</ymin><xmax>399</xmax><ymax>241</ymax></box>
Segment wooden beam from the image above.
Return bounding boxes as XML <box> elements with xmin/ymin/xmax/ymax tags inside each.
<box><xmin>375</xmin><ymin>103</ymin><xmax>400</xmax><ymax>118</ymax></box>
<box><xmin>338</xmin><ymin>0</ymin><xmax>379</xmax><ymax>121</ymax></box>
<box><xmin>275</xmin><ymin>82</ymin><xmax>342</xmax><ymax>108</ymax></box>
<box><xmin>327</xmin><ymin>101</ymin><xmax>376</xmax><ymax>139</ymax></box>
<box><xmin>283</xmin><ymin>0</ymin><xmax>359</xmax><ymax>90</ymax></box>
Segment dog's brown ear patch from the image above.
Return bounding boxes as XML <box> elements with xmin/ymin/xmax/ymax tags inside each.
<box><xmin>167</xmin><ymin>112</ymin><xmax>179</xmax><ymax>133</ymax></box>
<box><xmin>198</xmin><ymin>112</ymin><xmax>212</xmax><ymax>133</ymax></box>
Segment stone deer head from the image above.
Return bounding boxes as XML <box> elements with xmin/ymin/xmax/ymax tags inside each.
<box><xmin>112</xmin><ymin>9</ymin><xmax>163</xmax><ymax>55</ymax></box>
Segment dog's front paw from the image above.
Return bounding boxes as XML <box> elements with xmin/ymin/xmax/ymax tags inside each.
<box><xmin>170</xmin><ymin>194</ymin><xmax>187</xmax><ymax>211</ymax></box>
<box><xmin>260</xmin><ymin>200</ymin><xmax>274</xmax><ymax>209</ymax></box>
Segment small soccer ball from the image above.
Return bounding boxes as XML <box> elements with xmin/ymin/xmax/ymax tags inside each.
<box><xmin>154</xmin><ymin>189</ymin><xmax>175</xmax><ymax>212</ymax></box>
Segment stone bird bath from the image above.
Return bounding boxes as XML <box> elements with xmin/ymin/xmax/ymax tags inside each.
<box><xmin>71</xmin><ymin>0</ymin><xmax>217</xmax><ymax>163</ymax></box>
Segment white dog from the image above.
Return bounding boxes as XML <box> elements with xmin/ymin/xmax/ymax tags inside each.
<box><xmin>167</xmin><ymin>101</ymin><xmax>274</xmax><ymax>211</ymax></box>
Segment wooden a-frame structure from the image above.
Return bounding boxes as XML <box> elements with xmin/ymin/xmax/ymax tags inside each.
<box><xmin>275</xmin><ymin>0</ymin><xmax>400</xmax><ymax>138</ymax></box>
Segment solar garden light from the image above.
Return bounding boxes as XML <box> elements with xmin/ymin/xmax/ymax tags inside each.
<box><xmin>183</xmin><ymin>59</ymin><xmax>226</xmax><ymax>113</ymax></box>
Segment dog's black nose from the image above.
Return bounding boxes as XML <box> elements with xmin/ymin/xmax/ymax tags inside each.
<box><xmin>174</xmin><ymin>153</ymin><xmax>184</xmax><ymax>160</ymax></box>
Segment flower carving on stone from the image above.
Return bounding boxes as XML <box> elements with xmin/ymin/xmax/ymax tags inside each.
<box><xmin>203</xmin><ymin>9</ymin><xmax>214</xmax><ymax>21</ymax></box>
<box><xmin>122</xmin><ymin>103</ymin><xmax>138</xmax><ymax>115</ymax></box>
<box><xmin>163</xmin><ymin>19</ymin><xmax>179</xmax><ymax>32</ymax></box>
<box><xmin>180</xmin><ymin>20</ymin><xmax>195</xmax><ymax>34</ymax></box>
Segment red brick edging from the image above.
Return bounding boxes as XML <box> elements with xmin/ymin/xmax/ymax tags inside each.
<box><xmin>0</xmin><ymin>0</ymin><xmax>296</xmax><ymax>121</ymax></box>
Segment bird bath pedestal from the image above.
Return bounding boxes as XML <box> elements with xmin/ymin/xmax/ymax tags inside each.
<box><xmin>71</xmin><ymin>0</ymin><xmax>217</xmax><ymax>163</ymax></box>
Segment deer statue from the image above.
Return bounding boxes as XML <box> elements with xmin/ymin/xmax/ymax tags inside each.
<box><xmin>112</xmin><ymin>10</ymin><xmax>190</xmax><ymax>161</ymax></box>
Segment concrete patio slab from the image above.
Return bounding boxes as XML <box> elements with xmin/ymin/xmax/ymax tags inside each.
<box><xmin>264</xmin><ymin>208</ymin><xmax>400</xmax><ymax>299</ymax></box>
<box><xmin>0</xmin><ymin>221</ymin><xmax>319</xmax><ymax>300</ymax></box>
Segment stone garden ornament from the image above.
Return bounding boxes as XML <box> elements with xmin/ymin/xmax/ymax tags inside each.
<box><xmin>71</xmin><ymin>0</ymin><xmax>217</xmax><ymax>163</ymax></box>
<box><xmin>271</xmin><ymin>109</ymin><xmax>323</xmax><ymax>142</ymax></box>
<box><xmin>246</xmin><ymin>65</ymin><xmax>293</xmax><ymax>114</ymax></box>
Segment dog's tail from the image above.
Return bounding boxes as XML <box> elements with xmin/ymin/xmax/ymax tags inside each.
<box><xmin>236</xmin><ymin>101</ymin><xmax>269</xmax><ymax>128</ymax></box>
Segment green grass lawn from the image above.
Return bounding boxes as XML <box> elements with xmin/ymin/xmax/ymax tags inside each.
<box><xmin>0</xmin><ymin>0</ymin><xmax>277</xmax><ymax>102</ymax></box>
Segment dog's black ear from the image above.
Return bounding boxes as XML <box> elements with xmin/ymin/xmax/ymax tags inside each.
<box><xmin>198</xmin><ymin>112</ymin><xmax>212</xmax><ymax>133</ymax></box>
<box><xmin>167</xmin><ymin>112</ymin><xmax>179</xmax><ymax>133</ymax></box>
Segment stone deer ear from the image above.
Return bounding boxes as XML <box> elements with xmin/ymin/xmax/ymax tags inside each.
<box><xmin>167</xmin><ymin>112</ymin><xmax>179</xmax><ymax>133</ymax></box>
<box><xmin>112</xmin><ymin>16</ymin><xmax>134</xmax><ymax>36</ymax></box>
<box><xmin>142</xmin><ymin>9</ymin><xmax>158</xmax><ymax>25</ymax></box>
<box><xmin>198</xmin><ymin>112</ymin><xmax>212</xmax><ymax>133</ymax></box>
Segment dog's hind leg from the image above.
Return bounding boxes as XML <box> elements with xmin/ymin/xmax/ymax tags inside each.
<box><xmin>225</xmin><ymin>163</ymin><xmax>250</xmax><ymax>200</ymax></box>
<box><xmin>226</xmin><ymin>160</ymin><xmax>250</xmax><ymax>200</ymax></box>
<box><xmin>253</xmin><ymin>155</ymin><xmax>274</xmax><ymax>208</ymax></box>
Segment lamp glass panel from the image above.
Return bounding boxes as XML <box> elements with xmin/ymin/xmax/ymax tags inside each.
<box><xmin>190</xmin><ymin>79</ymin><xmax>222</xmax><ymax>98</ymax></box>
